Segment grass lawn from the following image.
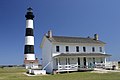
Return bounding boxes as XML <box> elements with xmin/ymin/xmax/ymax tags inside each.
<box><xmin>0</xmin><ymin>67</ymin><xmax>120</xmax><ymax>80</ymax></box>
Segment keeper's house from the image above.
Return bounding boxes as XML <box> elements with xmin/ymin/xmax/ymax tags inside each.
<box><xmin>41</xmin><ymin>30</ymin><xmax>111</xmax><ymax>73</ymax></box>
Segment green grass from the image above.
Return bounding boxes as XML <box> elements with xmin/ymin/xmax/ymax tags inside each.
<box><xmin>0</xmin><ymin>67</ymin><xmax>120</xmax><ymax>80</ymax></box>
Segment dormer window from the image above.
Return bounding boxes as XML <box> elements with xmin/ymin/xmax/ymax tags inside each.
<box><xmin>66</xmin><ymin>46</ymin><xmax>69</xmax><ymax>52</ymax></box>
<box><xmin>56</xmin><ymin>46</ymin><xmax>60</xmax><ymax>52</ymax></box>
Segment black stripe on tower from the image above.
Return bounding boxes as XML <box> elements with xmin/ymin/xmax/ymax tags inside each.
<box><xmin>25</xmin><ymin>7</ymin><xmax>34</xmax><ymax>20</ymax></box>
<box><xmin>24</xmin><ymin>45</ymin><xmax>34</xmax><ymax>54</ymax></box>
<box><xmin>25</xmin><ymin>28</ymin><xmax>34</xmax><ymax>36</ymax></box>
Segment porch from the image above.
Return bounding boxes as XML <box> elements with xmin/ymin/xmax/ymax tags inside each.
<box><xmin>57</xmin><ymin>64</ymin><xmax>95</xmax><ymax>72</ymax></box>
<box><xmin>53</xmin><ymin>53</ymin><xmax>111</xmax><ymax>72</ymax></box>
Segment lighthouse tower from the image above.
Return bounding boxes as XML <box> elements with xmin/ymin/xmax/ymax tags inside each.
<box><xmin>24</xmin><ymin>7</ymin><xmax>38</xmax><ymax>69</ymax></box>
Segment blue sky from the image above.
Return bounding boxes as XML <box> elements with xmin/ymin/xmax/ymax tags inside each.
<box><xmin>0</xmin><ymin>0</ymin><xmax>120</xmax><ymax>65</ymax></box>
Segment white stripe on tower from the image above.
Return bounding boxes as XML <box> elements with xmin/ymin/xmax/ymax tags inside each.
<box><xmin>26</xmin><ymin>20</ymin><xmax>33</xmax><ymax>29</ymax></box>
<box><xmin>25</xmin><ymin>36</ymin><xmax>34</xmax><ymax>45</ymax></box>
<box><xmin>24</xmin><ymin>7</ymin><xmax>35</xmax><ymax>60</ymax></box>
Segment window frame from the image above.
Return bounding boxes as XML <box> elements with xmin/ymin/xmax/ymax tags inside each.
<box><xmin>99</xmin><ymin>47</ymin><xmax>102</xmax><ymax>52</ymax></box>
<box><xmin>56</xmin><ymin>46</ymin><xmax>60</xmax><ymax>52</ymax></box>
<box><xmin>66</xmin><ymin>46</ymin><xmax>69</xmax><ymax>52</ymax></box>
<box><xmin>76</xmin><ymin>46</ymin><xmax>79</xmax><ymax>52</ymax></box>
<box><xmin>92</xmin><ymin>47</ymin><xmax>95</xmax><ymax>52</ymax></box>
<box><xmin>83</xmin><ymin>47</ymin><xmax>86</xmax><ymax>52</ymax></box>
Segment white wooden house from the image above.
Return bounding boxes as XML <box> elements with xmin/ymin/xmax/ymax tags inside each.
<box><xmin>41</xmin><ymin>30</ymin><xmax>111</xmax><ymax>73</ymax></box>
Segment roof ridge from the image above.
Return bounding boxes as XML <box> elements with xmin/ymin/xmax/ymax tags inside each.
<box><xmin>52</xmin><ymin>35</ymin><xmax>91</xmax><ymax>39</ymax></box>
<box><xmin>46</xmin><ymin>35</ymin><xmax>105</xmax><ymax>44</ymax></box>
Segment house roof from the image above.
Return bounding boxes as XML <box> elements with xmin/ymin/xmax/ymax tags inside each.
<box><xmin>54</xmin><ymin>53</ymin><xmax>111</xmax><ymax>57</ymax></box>
<box><xmin>46</xmin><ymin>36</ymin><xmax>106</xmax><ymax>44</ymax></box>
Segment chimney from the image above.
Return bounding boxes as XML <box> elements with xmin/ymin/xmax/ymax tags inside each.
<box><xmin>94</xmin><ymin>34</ymin><xmax>98</xmax><ymax>40</ymax></box>
<box><xmin>48</xmin><ymin>30</ymin><xmax>52</xmax><ymax>38</ymax></box>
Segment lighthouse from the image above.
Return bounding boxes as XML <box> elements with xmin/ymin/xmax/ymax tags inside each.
<box><xmin>24</xmin><ymin>7</ymin><xmax>38</xmax><ymax>69</ymax></box>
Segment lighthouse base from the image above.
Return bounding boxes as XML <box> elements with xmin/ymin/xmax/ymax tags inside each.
<box><xmin>24</xmin><ymin>60</ymin><xmax>39</xmax><ymax>69</ymax></box>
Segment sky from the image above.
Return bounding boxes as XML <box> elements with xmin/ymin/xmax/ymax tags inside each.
<box><xmin>0</xmin><ymin>0</ymin><xmax>120</xmax><ymax>65</ymax></box>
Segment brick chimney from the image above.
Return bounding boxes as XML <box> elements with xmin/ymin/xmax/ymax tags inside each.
<box><xmin>94</xmin><ymin>34</ymin><xmax>98</xmax><ymax>40</ymax></box>
<box><xmin>48</xmin><ymin>30</ymin><xmax>52</xmax><ymax>38</ymax></box>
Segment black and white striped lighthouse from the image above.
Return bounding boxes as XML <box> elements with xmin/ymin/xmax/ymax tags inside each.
<box><xmin>24</xmin><ymin>7</ymin><xmax>38</xmax><ymax>69</ymax></box>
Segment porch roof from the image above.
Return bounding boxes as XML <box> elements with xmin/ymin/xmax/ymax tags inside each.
<box><xmin>54</xmin><ymin>53</ymin><xmax>111</xmax><ymax>57</ymax></box>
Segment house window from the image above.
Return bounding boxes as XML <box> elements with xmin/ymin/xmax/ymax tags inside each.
<box><xmin>92</xmin><ymin>47</ymin><xmax>95</xmax><ymax>52</ymax></box>
<box><xmin>66</xmin><ymin>46</ymin><xmax>69</xmax><ymax>52</ymax></box>
<box><xmin>100</xmin><ymin>47</ymin><xmax>102</xmax><ymax>52</ymax></box>
<box><xmin>83</xmin><ymin>47</ymin><xmax>86</xmax><ymax>52</ymax></box>
<box><xmin>76</xmin><ymin>46</ymin><xmax>79</xmax><ymax>52</ymax></box>
<box><xmin>56</xmin><ymin>46</ymin><xmax>60</xmax><ymax>52</ymax></box>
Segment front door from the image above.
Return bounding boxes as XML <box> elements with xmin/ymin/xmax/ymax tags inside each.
<box><xmin>93</xmin><ymin>58</ymin><xmax>95</xmax><ymax>67</ymax></box>
<box><xmin>78</xmin><ymin>57</ymin><xmax>80</xmax><ymax>68</ymax></box>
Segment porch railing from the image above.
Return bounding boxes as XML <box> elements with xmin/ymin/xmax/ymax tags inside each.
<box><xmin>58</xmin><ymin>65</ymin><xmax>95</xmax><ymax>71</ymax></box>
<box><xmin>58</xmin><ymin>64</ymin><xmax>78</xmax><ymax>71</ymax></box>
<box><xmin>95</xmin><ymin>63</ymin><xmax>105</xmax><ymax>68</ymax></box>
<box><xmin>57</xmin><ymin>63</ymin><xmax>106</xmax><ymax>71</ymax></box>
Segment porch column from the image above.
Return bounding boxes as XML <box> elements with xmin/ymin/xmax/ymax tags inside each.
<box><xmin>86</xmin><ymin>58</ymin><xmax>88</xmax><ymax>68</ymax></box>
<box><xmin>66</xmin><ymin>57</ymin><xmax>70</xmax><ymax>65</ymax></box>
<box><xmin>104</xmin><ymin>57</ymin><xmax>106</xmax><ymax>63</ymax></box>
